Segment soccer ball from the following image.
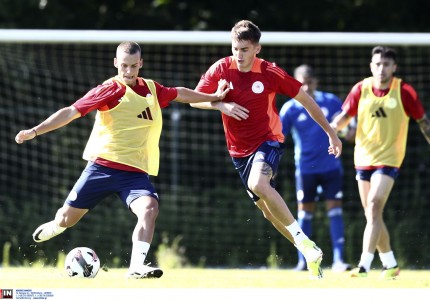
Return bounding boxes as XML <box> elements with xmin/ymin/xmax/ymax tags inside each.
<box><xmin>65</xmin><ymin>247</ymin><xmax>100</xmax><ymax>278</ymax></box>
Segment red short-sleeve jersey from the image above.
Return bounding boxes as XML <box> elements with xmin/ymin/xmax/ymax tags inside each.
<box><xmin>196</xmin><ymin>56</ymin><xmax>302</xmax><ymax>157</ymax></box>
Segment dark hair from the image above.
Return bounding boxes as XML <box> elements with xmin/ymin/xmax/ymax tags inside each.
<box><xmin>231</xmin><ymin>20</ymin><xmax>261</xmax><ymax>44</ymax></box>
<box><xmin>371</xmin><ymin>46</ymin><xmax>396</xmax><ymax>62</ymax></box>
<box><xmin>294</xmin><ymin>64</ymin><xmax>315</xmax><ymax>79</ymax></box>
<box><xmin>117</xmin><ymin>41</ymin><xmax>141</xmax><ymax>56</ymax></box>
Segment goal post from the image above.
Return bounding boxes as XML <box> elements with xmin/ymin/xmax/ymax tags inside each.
<box><xmin>1</xmin><ymin>30</ymin><xmax>429</xmax><ymax>269</ymax></box>
<box><xmin>1</xmin><ymin>29</ymin><xmax>430</xmax><ymax>45</ymax></box>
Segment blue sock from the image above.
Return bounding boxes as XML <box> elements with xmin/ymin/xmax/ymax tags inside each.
<box><xmin>297</xmin><ymin>210</ymin><xmax>313</xmax><ymax>264</ymax></box>
<box><xmin>328</xmin><ymin>207</ymin><xmax>345</xmax><ymax>263</ymax></box>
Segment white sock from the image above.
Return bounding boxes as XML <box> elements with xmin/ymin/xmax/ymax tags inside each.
<box><xmin>359</xmin><ymin>252</ymin><xmax>375</xmax><ymax>272</ymax></box>
<box><xmin>379</xmin><ymin>251</ymin><xmax>397</xmax><ymax>269</ymax></box>
<box><xmin>286</xmin><ymin>220</ymin><xmax>308</xmax><ymax>245</ymax></box>
<box><xmin>130</xmin><ymin>241</ymin><xmax>150</xmax><ymax>268</ymax></box>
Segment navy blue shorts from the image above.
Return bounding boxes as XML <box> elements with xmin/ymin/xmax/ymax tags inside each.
<box><xmin>295</xmin><ymin>168</ymin><xmax>343</xmax><ymax>203</ymax></box>
<box><xmin>232</xmin><ymin>141</ymin><xmax>285</xmax><ymax>201</ymax></box>
<box><xmin>65</xmin><ymin>161</ymin><xmax>159</xmax><ymax>210</ymax></box>
<box><xmin>355</xmin><ymin>166</ymin><xmax>400</xmax><ymax>181</ymax></box>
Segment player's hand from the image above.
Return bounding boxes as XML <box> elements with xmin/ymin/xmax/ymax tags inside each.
<box><xmin>217</xmin><ymin>102</ymin><xmax>249</xmax><ymax>121</ymax></box>
<box><xmin>15</xmin><ymin>128</ymin><xmax>37</xmax><ymax>144</ymax></box>
<box><xmin>328</xmin><ymin>134</ymin><xmax>342</xmax><ymax>158</ymax></box>
<box><xmin>214</xmin><ymin>79</ymin><xmax>230</xmax><ymax>100</ymax></box>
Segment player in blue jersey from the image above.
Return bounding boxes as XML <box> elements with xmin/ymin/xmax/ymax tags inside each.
<box><xmin>279</xmin><ymin>65</ymin><xmax>352</xmax><ymax>272</ymax></box>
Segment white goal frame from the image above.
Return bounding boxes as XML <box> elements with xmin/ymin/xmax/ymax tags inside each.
<box><xmin>0</xmin><ymin>29</ymin><xmax>430</xmax><ymax>46</ymax></box>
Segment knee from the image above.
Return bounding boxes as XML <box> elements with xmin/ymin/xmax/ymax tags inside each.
<box><xmin>365</xmin><ymin>199</ymin><xmax>384</xmax><ymax>220</ymax></box>
<box><xmin>132</xmin><ymin>198</ymin><xmax>159</xmax><ymax>221</ymax></box>
<box><xmin>248</xmin><ymin>180</ymin><xmax>268</xmax><ymax>198</ymax></box>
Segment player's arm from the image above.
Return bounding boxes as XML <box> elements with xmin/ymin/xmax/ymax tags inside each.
<box><xmin>417</xmin><ymin>114</ymin><xmax>430</xmax><ymax>145</ymax></box>
<box><xmin>174</xmin><ymin>79</ymin><xmax>229</xmax><ymax>104</ymax></box>
<box><xmin>15</xmin><ymin>106</ymin><xmax>81</xmax><ymax>144</ymax></box>
<box><xmin>191</xmin><ymin>100</ymin><xmax>249</xmax><ymax>121</ymax></box>
<box><xmin>190</xmin><ymin>85</ymin><xmax>249</xmax><ymax>121</ymax></box>
<box><xmin>294</xmin><ymin>88</ymin><xmax>342</xmax><ymax>157</ymax></box>
<box><xmin>330</xmin><ymin>110</ymin><xmax>353</xmax><ymax>133</ymax></box>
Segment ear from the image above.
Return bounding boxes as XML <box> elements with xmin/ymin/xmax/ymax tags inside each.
<box><xmin>139</xmin><ymin>58</ymin><xmax>143</xmax><ymax>68</ymax></box>
<box><xmin>114</xmin><ymin>58</ymin><xmax>118</xmax><ymax>68</ymax></box>
<box><xmin>393</xmin><ymin>63</ymin><xmax>397</xmax><ymax>73</ymax></box>
<box><xmin>255</xmin><ymin>44</ymin><xmax>261</xmax><ymax>55</ymax></box>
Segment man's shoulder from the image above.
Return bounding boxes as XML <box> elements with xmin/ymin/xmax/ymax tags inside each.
<box><xmin>212</xmin><ymin>56</ymin><xmax>232</xmax><ymax>68</ymax></box>
<box><xmin>280</xmin><ymin>99</ymin><xmax>302</xmax><ymax>114</ymax></box>
<box><xmin>316</xmin><ymin>90</ymin><xmax>341</xmax><ymax>102</ymax></box>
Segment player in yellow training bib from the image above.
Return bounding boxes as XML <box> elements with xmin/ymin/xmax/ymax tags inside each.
<box><xmin>331</xmin><ymin>46</ymin><xmax>430</xmax><ymax>279</ymax></box>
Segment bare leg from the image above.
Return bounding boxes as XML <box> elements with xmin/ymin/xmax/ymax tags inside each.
<box><xmin>129</xmin><ymin>195</ymin><xmax>159</xmax><ymax>243</ymax></box>
<box><xmin>33</xmin><ymin>204</ymin><xmax>88</xmax><ymax>242</ymax></box>
<box><xmin>359</xmin><ymin>174</ymin><xmax>394</xmax><ymax>254</ymax></box>
<box><xmin>255</xmin><ymin>200</ymin><xmax>294</xmax><ymax>243</ymax></box>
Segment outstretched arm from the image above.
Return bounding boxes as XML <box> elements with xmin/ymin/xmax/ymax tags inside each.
<box><xmin>15</xmin><ymin>105</ymin><xmax>81</xmax><ymax>144</ymax></box>
<box><xmin>330</xmin><ymin>110</ymin><xmax>353</xmax><ymax>132</ymax></box>
<box><xmin>174</xmin><ymin>79</ymin><xmax>230</xmax><ymax>104</ymax></box>
<box><xmin>417</xmin><ymin>114</ymin><xmax>430</xmax><ymax>145</ymax></box>
<box><xmin>189</xmin><ymin>79</ymin><xmax>249</xmax><ymax>120</ymax></box>
<box><xmin>190</xmin><ymin>100</ymin><xmax>249</xmax><ymax>121</ymax></box>
<box><xmin>294</xmin><ymin>88</ymin><xmax>343</xmax><ymax>157</ymax></box>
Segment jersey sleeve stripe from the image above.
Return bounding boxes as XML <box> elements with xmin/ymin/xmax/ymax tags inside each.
<box><xmin>267</xmin><ymin>66</ymin><xmax>285</xmax><ymax>79</ymax></box>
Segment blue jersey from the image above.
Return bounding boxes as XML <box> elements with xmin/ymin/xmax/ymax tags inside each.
<box><xmin>279</xmin><ymin>90</ymin><xmax>342</xmax><ymax>174</ymax></box>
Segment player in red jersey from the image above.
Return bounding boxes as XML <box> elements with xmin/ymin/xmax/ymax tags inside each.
<box><xmin>331</xmin><ymin>46</ymin><xmax>430</xmax><ymax>279</ymax></box>
<box><xmin>191</xmin><ymin>20</ymin><xmax>342</xmax><ymax>279</ymax></box>
<box><xmin>15</xmin><ymin>41</ymin><xmax>230</xmax><ymax>279</ymax></box>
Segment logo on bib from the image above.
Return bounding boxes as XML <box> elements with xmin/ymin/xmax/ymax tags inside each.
<box><xmin>252</xmin><ymin>81</ymin><xmax>264</xmax><ymax>94</ymax></box>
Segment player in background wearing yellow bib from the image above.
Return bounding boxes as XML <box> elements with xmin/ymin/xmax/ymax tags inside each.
<box><xmin>15</xmin><ymin>41</ymin><xmax>230</xmax><ymax>279</ymax></box>
<box><xmin>331</xmin><ymin>46</ymin><xmax>430</xmax><ymax>279</ymax></box>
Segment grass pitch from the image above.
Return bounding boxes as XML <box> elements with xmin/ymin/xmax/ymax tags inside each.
<box><xmin>1</xmin><ymin>267</ymin><xmax>429</xmax><ymax>299</ymax></box>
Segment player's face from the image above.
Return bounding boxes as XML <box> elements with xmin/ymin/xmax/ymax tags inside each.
<box><xmin>114</xmin><ymin>51</ymin><xmax>143</xmax><ymax>87</ymax></box>
<box><xmin>296</xmin><ymin>75</ymin><xmax>317</xmax><ymax>97</ymax></box>
<box><xmin>370</xmin><ymin>54</ymin><xmax>397</xmax><ymax>86</ymax></box>
<box><xmin>231</xmin><ymin>39</ymin><xmax>261</xmax><ymax>72</ymax></box>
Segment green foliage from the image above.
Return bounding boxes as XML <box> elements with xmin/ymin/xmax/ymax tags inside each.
<box><xmin>1</xmin><ymin>0</ymin><xmax>430</xmax><ymax>31</ymax></box>
<box><xmin>266</xmin><ymin>241</ymin><xmax>282</xmax><ymax>269</ymax></box>
<box><xmin>155</xmin><ymin>232</ymin><xmax>189</xmax><ymax>269</ymax></box>
<box><xmin>2</xmin><ymin>241</ymin><xmax>11</xmax><ymax>267</ymax></box>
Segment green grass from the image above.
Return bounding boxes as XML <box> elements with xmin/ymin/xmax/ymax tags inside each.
<box><xmin>1</xmin><ymin>267</ymin><xmax>429</xmax><ymax>300</ymax></box>
<box><xmin>1</xmin><ymin>267</ymin><xmax>429</xmax><ymax>289</ymax></box>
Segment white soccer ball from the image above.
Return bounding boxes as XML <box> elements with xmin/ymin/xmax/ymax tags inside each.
<box><xmin>65</xmin><ymin>247</ymin><xmax>100</xmax><ymax>278</ymax></box>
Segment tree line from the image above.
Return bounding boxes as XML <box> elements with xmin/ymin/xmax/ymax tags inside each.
<box><xmin>1</xmin><ymin>0</ymin><xmax>429</xmax><ymax>32</ymax></box>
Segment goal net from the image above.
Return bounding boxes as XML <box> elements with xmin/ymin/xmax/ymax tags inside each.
<box><xmin>1</xmin><ymin>30</ymin><xmax>429</xmax><ymax>269</ymax></box>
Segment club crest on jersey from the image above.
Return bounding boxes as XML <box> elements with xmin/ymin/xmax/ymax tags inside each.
<box><xmin>252</xmin><ymin>81</ymin><xmax>264</xmax><ymax>94</ymax></box>
<box><xmin>386</xmin><ymin>97</ymin><xmax>397</xmax><ymax>109</ymax></box>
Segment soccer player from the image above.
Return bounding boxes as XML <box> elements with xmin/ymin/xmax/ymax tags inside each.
<box><xmin>279</xmin><ymin>64</ymin><xmax>351</xmax><ymax>272</ymax></box>
<box><xmin>191</xmin><ymin>20</ymin><xmax>342</xmax><ymax>279</ymax></box>
<box><xmin>15</xmin><ymin>41</ymin><xmax>230</xmax><ymax>279</ymax></box>
<box><xmin>330</xmin><ymin>46</ymin><xmax>430</xmax><ymax>279</ymax></box>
